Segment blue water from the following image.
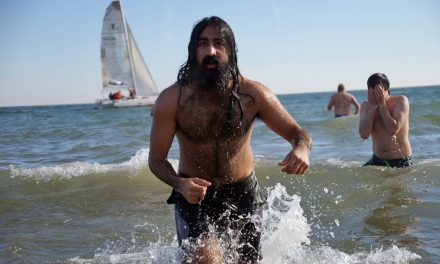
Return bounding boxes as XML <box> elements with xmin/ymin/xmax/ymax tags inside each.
<box><xmin>1</xmin><ymin>86</ymin><xmax>439</xmax><ymax>263</ymax></box>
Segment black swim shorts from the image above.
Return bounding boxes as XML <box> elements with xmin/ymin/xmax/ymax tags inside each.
<box><xmin>363</xmin><ymin>154</ymin><xmax>412</xmax><ymax>168</ymax></box>
<box><xmin>167</xmin><ymin>171</ymin><xmax>267</xmax><ymax>263</ymax></box>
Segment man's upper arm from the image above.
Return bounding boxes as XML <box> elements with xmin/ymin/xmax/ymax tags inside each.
<box><xmin>351</xmin><ymin>95</ymin><xmax>360</xmax><ymax>112</ymax></box>
<box><xmin>327</xmin><ymin>95</ymin><xmax>335</xmax><ymax>110</ymax></box>
<box><xmin>256</xmin><ymin>84</ymin><xmax>301</xmax><ymax>142</ymax></box>
<box><xmin>350</xmin><ymin>95</ymin><xmax>357</xmax><ymax>104</ymax></box>
<box><xmin>149</xmin><ymin>87</ymin><xmax>178</xmax><ymax>160</ymax></box>
<box><xmin>359</xmin><ymin>101</ymin><xmax>372</xmax><ymax>139</ymax></box>
<box><xmin>392</xmin><ymin>96</ymin><xmax>410</xmax><ymax>133</ymax></box>
<box><xmin>359</xmin><ymin>101</ymin><xmax>369</xmax><ymax>122</ymax></box>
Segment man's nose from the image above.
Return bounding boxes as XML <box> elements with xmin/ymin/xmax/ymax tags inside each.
<box><xmin>206</xmin><ymin>43</ymin><xmax>216</xmax><ymax>56</ymax></box>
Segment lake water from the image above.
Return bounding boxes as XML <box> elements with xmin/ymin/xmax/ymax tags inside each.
<box><xmin>1</xmin><ymin>86</ymin><xmax>439</xmax><ymax>263</ymax></box>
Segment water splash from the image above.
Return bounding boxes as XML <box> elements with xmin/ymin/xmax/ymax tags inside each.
<box><xmin>261</xmin><ymin>183</ymin><xmax>310</xmax><ymax>263</ymax></box>
<box><xmin>65</xmin><ymin>182</ymin><xmax>421</xmax><ymax>264</ymax></box>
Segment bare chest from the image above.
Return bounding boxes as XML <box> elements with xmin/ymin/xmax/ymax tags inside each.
<box><xmin>176</xmin><ymin>93</ymin><xmax>254</xmax><ymax>144</ymax></box>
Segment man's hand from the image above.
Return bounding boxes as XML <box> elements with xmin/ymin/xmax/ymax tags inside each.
<box><xmin>278</xmin><ymin>146</ymin><xmax>310</xmax><ymax>175</ymax></box>
<box><xmin>373</xmin><ymin>84</ymin><xmax>386</xmax><ymax>106</ymax></box>
<box><xmin>367</xmin><ymin>88</ymin><xmax>377</xmax><ymax>106</ymax></box>
<box><xmin>176</xmin><ymin>177</ymin><xmax>212</xmax><ymax>204</ymax></box>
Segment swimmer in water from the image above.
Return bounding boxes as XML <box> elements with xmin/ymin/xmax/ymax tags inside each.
<box><xmin>359</xmin><ymin>73</ymin><xmax>412</xmax><ymax>168</ymax></box>
<box><xmin>148</xmin><ymin>16</ymin><xmax>312</xmax><ymax>263</ymax></box>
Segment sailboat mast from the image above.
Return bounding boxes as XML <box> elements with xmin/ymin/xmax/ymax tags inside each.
<box><xmin>119</xmin><ymin>0</ymin><xmax>137</xmax><ymax>91</ymax></box>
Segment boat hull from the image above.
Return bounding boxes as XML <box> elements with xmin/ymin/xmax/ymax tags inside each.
<box><xmin>96</xmin><ymin>96</ymin><xmax>157</xmax><ymax>108</ymax></box>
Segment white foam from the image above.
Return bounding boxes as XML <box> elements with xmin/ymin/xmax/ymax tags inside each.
<box><xmin>67</xmin><ymin>183</ymin><xmax>420</xmax><ymax>264</ymax></box>
<box><xmin>9</xmin><ymin>148</ymin><xmax>180</xmax><ymax>182</ymax></box>
<box><xmin>69</xmin><ymin>246</ymin><xmax>178</xmax><ymax>264</ymax></box>
<box><xmin>258</xmin><ymin>185</ymin><xmax>420</xmax><ymax>264</ymax></box>
<box><xmin>285</xmin><ymin>245</ymin><xmax>421</xmax><ymax>264</ymax></box>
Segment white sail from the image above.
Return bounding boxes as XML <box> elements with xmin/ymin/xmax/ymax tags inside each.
<box><xmin>101</xmin><ymin>1</ymin><xmax>132</xmax><ymax>92</ymax></box>
<box><xmin>127</xmin><ymin>25</ymin><xmax>158</xmax><ymax>97</ymax></box>
<box><xmin>97</xmin><ymin>0</ymin><xmax>158</xmax><ymax>107</ymax></box>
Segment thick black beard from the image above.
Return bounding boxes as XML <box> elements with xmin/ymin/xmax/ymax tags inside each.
<box><xmin>190</xmin><ymin>56</ymin><xmax>231</xmax><ymax>94</ymax></box>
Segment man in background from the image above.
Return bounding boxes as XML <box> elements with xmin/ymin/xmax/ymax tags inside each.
<box><xmin>327</xmin><ymin>83</ymin><xmax>360</xmax><ymax>117</ymax></box>
<box><xmin>359</xmin><ymin>73</ymin><xmax>412</xmax><ymax>167</ymax></box>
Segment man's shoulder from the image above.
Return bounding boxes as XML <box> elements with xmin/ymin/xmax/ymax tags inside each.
<box><xmin>155</xmin><ymin>83</ymin><xmax>181</xmax><ymax>110</ymax></box>
<box><xmin>239</xmin><ymin>78</ymin><xmax>280</xmax><ymax>109</ymax></box>
<box><xmin>339</xmin><ymin>92</ymin><xmax>353</xmax><ymax>98</ymax></box>
<box><xmin>394</xmin><ymin>94</ymin><xmax>408</xmax><ymax>100</ymax></box>
<box><xmin>241</xmin><ymin>77</ymin><xmax>264</xmax><ymax>89</ymax></box>
<box><xmin>157</xmin><ymin>83</ymin><xmax>184</xmax><ymax>101</ymax></box>
<box><xmin>393</xmin><ymin>95</ymin><xmax>410</xmax><ymax>111</ymax></box>
<box><xmin>347</xmin><ymin>92</ymin><xmax>358</xmax><ymax>101</ymax></box>
<box><xmin>159</xmin><ymin>83</ymin><xmax>180</xmax><ymax>95</ymax></box>
<box><xmin>391</xmin><ymin>95</ymin><xmax>409</xmax><ymax>105</ymax></box>
<box><xmin>240</xmin><ymin>77</ymin><xmax>272</xmax><ymax>96</ymax></box>
<box><xmin>360</xmin><ymin>100</ymin><xmax>370</xmax><ymax>107</ymax></box>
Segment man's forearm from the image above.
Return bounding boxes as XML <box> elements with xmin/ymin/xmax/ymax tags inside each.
<box><xmin>148</xmin><ymin>157</ymin><xmax>181</xmax><ymax>189</ymax></box>
<box><xmin>377</xmin><ymin>104</ymin><xmax>398</xmax><ymax>135</ymax></box>
<box><xmin>293</xmin><ymin>128</ymin><xmax>312</xmax><ymax>151</ymax></box>
<box><xmin>359</xmin><ymin>105</ymin><xmax>376</xmax><ymax>139</ymax></box>
<box><xmin>354</xmin><ymin>103</ymin><xmax>360</xmax><ymax>114</ymax></box>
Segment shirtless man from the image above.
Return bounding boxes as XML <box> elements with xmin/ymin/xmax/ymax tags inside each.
<box><xmin>359</xmin><ymin>73</ymin><xmax>412</xmax><ymax>168</ymax></box>
<box><xmin>148</xmin><ymin>16</ymin><xmax>311</xmax><ymax>263</ymax></box>
<box><xmin>327</xmin><ymin>83</ymin><xmax>360</xmax><ymax>117</ymax></box>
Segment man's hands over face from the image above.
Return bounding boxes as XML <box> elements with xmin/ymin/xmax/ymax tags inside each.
<box><xmin>368</xmin><ymin>84</ymin><xmax>386</xmax><ymax>107</ymax></box>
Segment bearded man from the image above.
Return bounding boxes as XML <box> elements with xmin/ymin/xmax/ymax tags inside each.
<box><xmin>148</xmin><ymin>16</ymin><xmax>312</xmax><ymax>263</ymax></box>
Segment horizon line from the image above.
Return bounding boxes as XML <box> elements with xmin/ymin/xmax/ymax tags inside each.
<box><xmin>1</xmin><ymin>84</ymin><xmax>439</xmax><ymax>108</ymax></box>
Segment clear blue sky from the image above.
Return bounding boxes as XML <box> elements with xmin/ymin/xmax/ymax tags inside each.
<box><xmin>1</xmin><ymin>0</ymin><xmax>439</xmax><ymax>107</ymax></box>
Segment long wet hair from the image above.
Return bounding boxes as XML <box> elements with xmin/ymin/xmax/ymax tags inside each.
<box><xmin>177</xmin><ymin>16</ymin><xmax>249</xmax><ymax>121</ymax></box>
<box><xmin>177</xmin><ymin>16</ymin><xmax>240</xmax><ymax>88</ymax></box>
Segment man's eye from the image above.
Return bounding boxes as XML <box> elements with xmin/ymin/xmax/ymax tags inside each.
<box><xmin>198</xmin><ymin>41</ymin><xmax>208</xmax><ymax>47</ymax></box>
<box><xmin>214</xmin><ymin>41</ymin><xmax>224</xmax><ymax>48</ymax></box>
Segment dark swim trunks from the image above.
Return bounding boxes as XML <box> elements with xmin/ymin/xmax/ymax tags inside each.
<box><xmin>167</xmin><ymin>171</ymin><xmax>267</xmax><ymax>263</ymax></box>
<box><xmin>335</xmin><ymin>114</ymin><xmax>349</xmax><ymax>118</ymax></box>
<box><xmin>363</xmin><ymin>154</ymin><xmax>412</xmax><ymax>168</ymax></box>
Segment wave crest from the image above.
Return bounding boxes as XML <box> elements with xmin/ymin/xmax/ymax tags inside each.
<box><xmin>8</xmin><ymin>148</ymin><xmax>179</xmax><ymax>182</ymax></box>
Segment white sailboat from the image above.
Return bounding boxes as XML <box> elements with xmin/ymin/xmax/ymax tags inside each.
<box><xmin>96</xmin><ymin>0</ymin><xmax>159</xmax><ymax>108</ymax></box>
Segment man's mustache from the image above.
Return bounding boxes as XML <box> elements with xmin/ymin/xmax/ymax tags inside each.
<box><xmin>202</xmin><ymin>56</ymin><xmax>220</xmax><ymax>68</ymax></box>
